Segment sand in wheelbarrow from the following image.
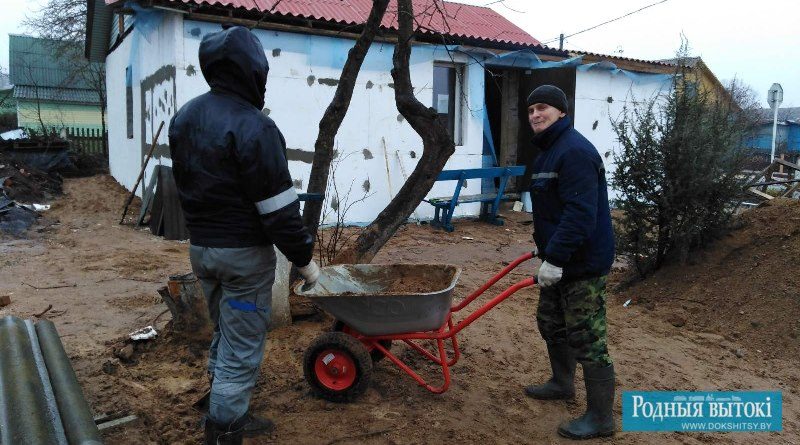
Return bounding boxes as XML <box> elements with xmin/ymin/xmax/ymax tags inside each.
<box><xmin>336</xmin><ymin>264</ymin><xmax>456</xmax><ymax>295</ymax></box>
<box><xmin>390</xmin><ymin>266</ymin><xmax>448</xmax><ymax>293</ymax></box>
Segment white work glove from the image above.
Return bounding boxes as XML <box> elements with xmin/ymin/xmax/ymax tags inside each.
<box><xmin>298</xmin><ymin>260</ymin><xmax>320</xmax><ymax>288</ymax></box>
<box><xmin>537</xmin><ymin>261</ymin><xmax>563</xmax><ymax>287</ymax></box>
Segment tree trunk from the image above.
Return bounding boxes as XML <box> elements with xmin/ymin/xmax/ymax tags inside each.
<box><xmin>157</xmin><ymin>272</ymin><xmax>213</xmax><ymax>345</ymax></box>
<box><xmin>302</xmin><ymin>0</ymin><xmax>391</xmax><ymax>234</ymax></box>
<box><xmin>334</xmin><ymin>0</ymin><xmax>456</xmax><ymax>264</ymax></box>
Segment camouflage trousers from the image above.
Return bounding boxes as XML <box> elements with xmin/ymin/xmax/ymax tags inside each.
<box><xmin>536</xmin><ymin>275</ymin><xmax>612</xmax><ymax>367</ymax></box>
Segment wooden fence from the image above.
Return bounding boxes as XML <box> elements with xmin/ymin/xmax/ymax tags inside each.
<box><xmin>64</xmin><ymin>127</ymin><xmax>107</xmax><ymax>155</ymax></box>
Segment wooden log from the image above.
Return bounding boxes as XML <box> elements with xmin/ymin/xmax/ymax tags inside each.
<box><xmin>157</xmin><ymin>272</ymin><xmax>213</xmax><ymax>344</ymax></box>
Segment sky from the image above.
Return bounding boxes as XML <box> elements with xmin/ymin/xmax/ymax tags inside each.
<box><xmin>0</xmin><ymin>1</ymin><xmax>39</xmax><ymax>80</ymax></box>
<box><xmin>1</xmin><ymin>0</ymin><xmax>798</xmax><ymax>108</ymax></box>
<box><xmin>457</xmin><ymin>0</ymin><xmax>800</xmax><ymax>108</ymax></box>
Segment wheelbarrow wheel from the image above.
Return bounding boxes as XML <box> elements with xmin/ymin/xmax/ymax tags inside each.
<box><xmin>332</xmin><ymin>320</ymin><xmax>392</xmax><ymax>363</ymax></box>
<box><xmin>303</xmin><ymin>332</ymin><xmax>373</xmax><ymax>403</ymax></box>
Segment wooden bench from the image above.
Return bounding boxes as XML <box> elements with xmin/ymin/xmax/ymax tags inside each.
<box><xmin>425</xmin><ymin>166</ymin><xmax>525</xmax><ymax>232</ymax></box>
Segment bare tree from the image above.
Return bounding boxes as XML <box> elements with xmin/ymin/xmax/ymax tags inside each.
<box><xmin>334</xmin><ymin>0</ymin><xmax>456</xmax><ymax>264</ymax></box>
<box><xmin>0</xmin><ymin>65</ymin><xmax>16</xmax><ymax>132</ymax></box>
<box><xmin>23</xmin><ymin>0</ymin><xmax>87</xmax><ymax>43</ymax></box>
<box><xmin>302</xmin><ymin>0</ymin><xmax>391</xmax><ymax>234</ymax></box>
<box><xmin>316</xmin><ymin>151</ymin><xmax>375</xmax><ymax>265</ymax></box>
<box><xmin>17</xmin><ymin>60</ymin><xmax>50</xmax><ymax>136</ymax></box>
<box><xmin>23</xmin><ymin>0</ymin><xmax>107</xmax><ymax>155</ymax></box>
<box><xmin>0</xmin><ymin>65</ymin><xmax>11</xmax><ymax>110</ymax></box>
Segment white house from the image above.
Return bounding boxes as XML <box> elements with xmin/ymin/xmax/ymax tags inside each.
<box><xmin>86</xmin><ymin>0</ymin><xmax>677</xmax><ymax>225</ymax></box>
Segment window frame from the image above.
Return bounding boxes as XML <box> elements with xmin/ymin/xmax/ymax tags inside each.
<box><xmin>125</xmin><ymin>65</ymin><xmax>133</xmax><ymax>139</ymax></box>
<box><xmin>433</xmin><ymin>62</ymin><xmax>466</xmax><ymax>146</ymax></box>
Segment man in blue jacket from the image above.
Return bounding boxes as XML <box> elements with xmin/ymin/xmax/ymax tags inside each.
<box><xmin>169</xmin><ymin>25</ymin><xmax>318</xmax><ymax>445</ymax></box>
<box><xmin>523</xmin><ymin>85</ymin><xmax>615</xmax><ymax>439</ymax></box>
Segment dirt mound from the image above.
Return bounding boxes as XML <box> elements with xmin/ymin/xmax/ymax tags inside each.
<box><xmin>619</xmin><ymin>198</ymin><xmax>800</xmax><ymax>359</ymax></box>
<box><xmin>0</xmin><ymin>151</ymin><xmax>63</xmax><ymax>203</ymax></box>
<box><xmin>49</xmin><ymin>174</ymin><xmax>140</xmax><ymax>223</ymax></box>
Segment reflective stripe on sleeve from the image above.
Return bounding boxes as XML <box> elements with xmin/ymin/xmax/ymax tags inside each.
<box><xmin>255</xmin><ymin>188</ymin><xmax>298</xmax><ymax>215</ymax></box>
<box><xmin>530</xmin><ymin>172</ymin><xmax>559</xmax><ymax>180</ymax></box>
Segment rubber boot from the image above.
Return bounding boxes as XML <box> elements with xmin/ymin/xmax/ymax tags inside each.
<box><xmin>241</xmin><ymin>412</ymin><xmax>276</xmax><ymax>437</ymax></box>
<box><xmin>557</xmin><ymin>363</ymin><xmax>615</xmax><ymax>439</ymax></box>
<box><xmin>204</xmin><ymin>415</ymin><xmax>247</xmax><ymax>445</ymax></box>
<box><xmin>525</xmin><ymin>343</ymin><xmax>576</xmax><ymax>400</ymax></box>
<box><xmin>201</xmin><ymin>373</ymin><xmax>275</xmax><ymax>437</ymax></box>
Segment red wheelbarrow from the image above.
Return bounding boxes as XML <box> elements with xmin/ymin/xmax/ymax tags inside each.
<box><xmin>295</xmin><ymin>252</ymin><xmax>536</xmax><ymax>402</ymax></box>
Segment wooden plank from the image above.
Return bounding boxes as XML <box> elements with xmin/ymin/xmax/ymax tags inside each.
<box><xmin>97</xmin><ymin>415</ymin><xmax>138</xmax><ymax>431</ymax></box>
<box><xmin>743</xmin><ymin>162</ymin><xmax>779</xmax><ymax>188</ymax></box>
<box><xmin>429</xmin><ymin>192</ymin><xmax>521</xmax><ymax>205</ymax></box>
<box><xmin>747</xmin><ymin>188</ymin><xmax>774</xmax><ymax>200</ymax></box>
<box><xmin>781</xmin><ymin>181</ymin><xmax>800</xmax><ymax>198</ymax></box>
<box><xmin>436</xmin><ymin>166</ymin><xmax>526</xmax><ymax>181</ymax></box>
<box><xmin>774</xmin><ymin>158</ymin><xmax>800</xmax><ymax>172</ymax></box>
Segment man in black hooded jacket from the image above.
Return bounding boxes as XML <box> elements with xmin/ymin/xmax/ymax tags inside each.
<box><xmin>169</xmin><ymin>25</ymin><xmax>318</xmax><ymax>444</ymax></box>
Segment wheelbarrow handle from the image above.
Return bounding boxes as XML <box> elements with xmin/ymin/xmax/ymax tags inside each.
<box><xmin>451</xmin><ymin>252</ymin><xmax>535</xmax><ymax>312</ymax></box>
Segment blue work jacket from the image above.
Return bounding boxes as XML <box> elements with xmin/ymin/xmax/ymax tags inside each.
<box><xmin>529</xmin><ymin>116</ymin><xmax>615</xmax><ymax>280</ymax></box>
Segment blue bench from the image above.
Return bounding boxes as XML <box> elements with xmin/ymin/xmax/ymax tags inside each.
<box><xmin>425</xmin><ymin>166</ymin><xmax>525</xmax><ymax>232</ymax></box>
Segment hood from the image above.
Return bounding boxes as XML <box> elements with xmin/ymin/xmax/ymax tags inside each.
<box><xmin>199</xmin><ymin>25</ymin><xmax>269</xmax><ymax>109</ymax></box>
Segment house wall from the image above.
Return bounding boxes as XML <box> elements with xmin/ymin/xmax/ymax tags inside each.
<box><xmin>573</xmin><ymin>69</ymin><xmax>671</xmax><ymax>203</ymax></box>
<box><xmin>16</xmin><ymin>101</ymin><xmax>104</xmax><ymax>132</ymax></box>
<box><xmin>747</xmin><ymin>123</ymin><xmax>800</xmax><ymax>153</ymax></box>
<box><xmin>107</xmin><ymin>11</ymin><xmax>183</xmax><ymax>193</ymax></box>
<box><xmin>107</xmin><ymin>13</ymin><xmax>488</xmax><ymax>224</ymax></box>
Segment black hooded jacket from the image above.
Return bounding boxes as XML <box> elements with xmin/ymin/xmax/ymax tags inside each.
<box><xmin>168</xmin><ymin>26</ymin><xmax>313</xmax><ymax>266</ymax></box>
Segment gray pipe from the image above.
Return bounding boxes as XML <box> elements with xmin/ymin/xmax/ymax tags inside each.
<box><xmin>24</xmin><ymin>319</ymin><xmax>69</xmax><ymax>445</ymax></box>
<box><xmin>36</xmin><ymin>319</ymin><xmax>103</xmax><ymax>445</ymax></box>
<box><xmin>0</xmin><ymin>316</ymin><xmax>61</xmax><ymax>444</ymax></box>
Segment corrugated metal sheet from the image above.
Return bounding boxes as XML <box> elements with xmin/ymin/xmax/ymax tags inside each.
<box><xmin>107</xmin><ymin>0</ymin><xmax>540</xmax><ymax>46</ymax></box>
<box><xmin>110</xmin><ymin>14</ymin><xmax>136</xmax><ymax>48</ymax></box>
<box><xmin>14</xmin><ymin>86</ymin><xmax>101</xmax><ymax>105</ymax></box>
<box><xmin>9</xmin><ymin>35</ymin><xmax>101</xmax><ymax>89</ymax></box>
<box><xmin>0</xmin><ymin>316</ymin><xmax>102</xmax><ymax>445</ymax></box>
<box><xmin>571</xmin><ymin>50</ymin><xmax>674</xmax><ymax>67</ymax></box>
<box><xmin>87</xmin><ymin>0</ymin><xmax>115</xmax><ymax>63</ymax></box>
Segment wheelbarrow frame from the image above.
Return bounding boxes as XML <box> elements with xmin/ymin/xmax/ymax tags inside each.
<box><xmin>326</xmin><ymin>251</ymin><xmax>536</xmax><ymax>395</ymax></box>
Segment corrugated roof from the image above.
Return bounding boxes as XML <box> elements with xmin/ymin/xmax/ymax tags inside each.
<box><xmin>657</xmin><ymin>56</ymin><xmax>704</xmax><ymax>68</ymax></box>
<box><xmin>13</xmin><ymin>86</ymin><xmax>101</xmax><ymax>105</ymax></box>
<box><xmin>9</xmin><ymin>35</ymin><xmax>102</xmax><ymax>90</ymax></box>
<box><xmin>757</xmin><ymin>107</ymin><xmax>800</xmax><ymax>122</ymax></box>
<box><xmin>109</xmin><ymin>0</ymin><xmax>541</xmax><ymax>47</ymax></box>
<box><xmin>571</xmin><ymin>50</ymin><xmax>674</xmax><ymax>67</ymax></box>
<box><xmin>86</xmin><ymin>0</ymin><xmax>115</xmax><ymax>63</ymax></box>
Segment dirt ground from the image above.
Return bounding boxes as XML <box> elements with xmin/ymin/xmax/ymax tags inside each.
<box><xmin>0</xmin><ymin>175</ymin><xmax>797</xmax><ymax>445</ymax></box>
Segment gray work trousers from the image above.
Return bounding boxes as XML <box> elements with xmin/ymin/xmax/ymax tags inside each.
<box><xmin>189</xmin><ymin>245</ymin><xmax>276</xmax><ymax>426</ymax></box>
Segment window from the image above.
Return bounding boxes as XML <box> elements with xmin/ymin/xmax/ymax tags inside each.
<box><xmin>126</xmin><ymin>66</ymin><xmax>133</xmax><ymax>139</ymax></box>
<box><xmin>433</xmin><ymin>63</ymin><xmax>464</xmax><ymax>145</ymax></box>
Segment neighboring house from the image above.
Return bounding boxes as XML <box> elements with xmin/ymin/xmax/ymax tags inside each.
<box><xmin>8</xmin><ymin>34</ymin><xmax>104</xmax><ymax>135</ymax></box>
<box><xmin>745</xmin><ymin>107</ymin><xmax>800</xmax><ymax>170</ymax></box>
<box><xmin>658</xmin><ymin>56</ymin><xmax>731</xmax><ymax>103</ymax></box>
<box><xmin>85</xmin><ymin>0</ymin><xmax>690</xmax><ymax>224</ymax></box>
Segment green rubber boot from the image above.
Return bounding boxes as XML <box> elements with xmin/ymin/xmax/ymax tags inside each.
<box><xmin>557</xmin><ymin>363</ymin><xmax>615</xmax><ymax>439</ymax></box>
<box><xmin>525</xmin><ymin>343</ymin><xmax>576</xmax><ymax>400</ymax></box>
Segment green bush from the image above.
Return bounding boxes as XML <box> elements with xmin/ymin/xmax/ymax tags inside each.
<box><xmin>611</xmin><ymin>60</ymin><xmax>758</xmax><ymax>277</ymax></box>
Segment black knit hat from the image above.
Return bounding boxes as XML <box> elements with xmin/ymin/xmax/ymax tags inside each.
<box><xmin>526</xmin><ymin>85</ymin><xmax>568</xmax><ymax>113</ymax></box>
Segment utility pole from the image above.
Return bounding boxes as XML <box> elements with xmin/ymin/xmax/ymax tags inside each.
<box><xmin>767</xmin><ymin>83</ymin><xmax>783</xmax><ymax>163</ymax></box>
<box><xmin>559</xmin><ymin>33</ymin><xmax>564</xmax><ymax>51</ymax></box>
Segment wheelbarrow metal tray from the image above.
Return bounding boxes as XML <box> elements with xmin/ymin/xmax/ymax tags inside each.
<box><xmin>295</xmin><ymin>264</ymin><xmax>461</xmax><ymax>336</ymax></box>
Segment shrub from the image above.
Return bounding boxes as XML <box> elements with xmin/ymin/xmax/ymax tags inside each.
<box><xmin>612</xmin><ymin>56</ymin><xmax>758</xmax><ymax>277</ymax></box>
